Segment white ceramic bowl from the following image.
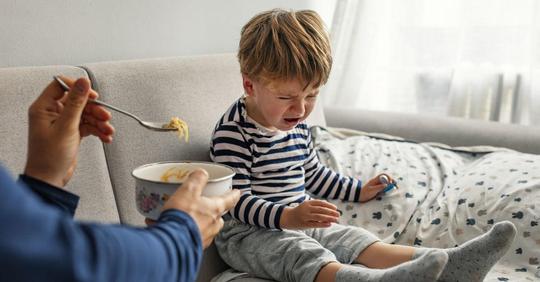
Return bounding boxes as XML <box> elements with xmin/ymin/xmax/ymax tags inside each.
<box><xmin>132</xmin><ymin>161</ymin><xmax>235</xmax><ymax>220</ymax></box>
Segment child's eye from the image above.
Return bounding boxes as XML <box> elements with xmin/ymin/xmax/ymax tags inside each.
<box><xmin>278</xmin><ymin>97</ymin><xmax>291</xmax><ymax>100</ymax></box>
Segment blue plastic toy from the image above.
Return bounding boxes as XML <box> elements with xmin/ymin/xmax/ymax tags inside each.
<box><xmin>379</xmin><ymin>175</ymin><xmax>398</xmax><ymax>193</ymax></box>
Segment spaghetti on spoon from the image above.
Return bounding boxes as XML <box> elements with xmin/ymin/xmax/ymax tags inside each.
<box><xmin>53</xmin><ymin>76</ymin><xmax>188</xmax><ymax>140</ymax></box>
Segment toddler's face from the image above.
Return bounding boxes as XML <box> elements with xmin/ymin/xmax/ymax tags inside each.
<box><xmin>244</xmin><ymin>76</ymin><xmax>319</xmax><ymax>131</ymax></box>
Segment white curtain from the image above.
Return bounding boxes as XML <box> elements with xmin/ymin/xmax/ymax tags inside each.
<box><xmin>324</xmin><ymin>0</ymin><xmax>540</xmax><ymax>126</ymax></box>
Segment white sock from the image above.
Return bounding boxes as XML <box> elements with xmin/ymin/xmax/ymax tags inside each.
<box><xmin>414</xmin><ymin>221</ymin><xmax>516</xmax><ymax>282</ymax></box>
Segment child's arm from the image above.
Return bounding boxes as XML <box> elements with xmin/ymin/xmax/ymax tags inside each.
<box><xmin>304</xmin><ymin>131</ymin><xmax>362</xmax><ymax>201</ymax></box>
<box><xmin>304</xmin><ymin>131</ymin><xmax>396</xmax><ymax>203</ymax></box>
<box><xmin>211</xmin><ymin>123</ymin><xmax>287</xmax><ymax>229</ymax></box>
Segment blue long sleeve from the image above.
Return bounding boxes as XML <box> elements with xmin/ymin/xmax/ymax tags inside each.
<box><xmin>0</xmin><ymin>165</ymin><xmax>202</xmax><ymax>282</ymax></box>
<box><xmin>18</xmin><ymin>174</ymin><xmax>80</xmax><ymax>216</ymax></box>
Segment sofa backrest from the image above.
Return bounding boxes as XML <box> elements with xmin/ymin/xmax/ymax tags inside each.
<box><xmin>82</xmin><ymin>54</ymin><xmax>241</xmax><ymax>225</ymax></box>
<box><xmin>325</xmin><ymin>107</ymin><xmax>540</xmax><ymax>154</ymax></box>
<box><xmin>0</xmin><ymin>66</ymin><xmax>119</xmax><ymax>223</ymax></box>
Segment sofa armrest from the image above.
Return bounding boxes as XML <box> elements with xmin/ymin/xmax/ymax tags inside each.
<box><xmin>324</xmin><ymin>106</ymin><xmax>540</xmax><ymax>154</ymax></box>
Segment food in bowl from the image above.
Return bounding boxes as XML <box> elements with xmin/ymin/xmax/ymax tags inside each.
<box><xmin>160</xmin><ymin>167</ymin><xmax>191</xmax><ymax>182</ymax></box>
<box><xmin>162</xmin><ymin>117</ymin><xmax>189</xmax><ymax>142</ymax></box>
<box><xmin>132</xmin><ymin>161</ymin><xmax>235</xmax><ymax>220</ymax></box>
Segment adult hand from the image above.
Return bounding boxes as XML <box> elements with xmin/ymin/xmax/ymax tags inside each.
<box><xmin>24</xmin><ymin>77</ymin><xmax>114</xmax><ymax>188</ymax></box>
<box><xmin>280</xmin><ymin>199</ymin><xmax>340</xmax><ymax>229</ymax></box>
<box><xmin>162</xmin><ymin>169</ymin><xmax>241</xmax><ymax>249</ymax></box>
<box><xmin>359</xmin><ymin>173</ymin><xmax>395</xmax><ymax>202</ymax></box>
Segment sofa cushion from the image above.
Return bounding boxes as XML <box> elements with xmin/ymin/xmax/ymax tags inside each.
<box><xmin>0</xmin><ymin>66</ymin><xmax>119</xmax><ymax>223</ymax></box>
<box><xmin>83</xmin><ymin>54</ymin><xmax>239</xmax><ymax>225</ymax></box>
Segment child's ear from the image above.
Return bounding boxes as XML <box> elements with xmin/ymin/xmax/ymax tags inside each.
<box><xmin>242</xmin><ymin>74</ymin><xmax>255</xmax><ymax>97</ymax></box>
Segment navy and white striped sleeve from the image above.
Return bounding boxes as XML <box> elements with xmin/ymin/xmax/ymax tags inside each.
<box><xmin>210</xmin><ymin>123</ymin><xmax>286</xmax><ymax>229</ymax></box>
<box><xmin>303</xmin><ymin>130</ymin><xmax>362</xmax><ymax>202</ymax></box>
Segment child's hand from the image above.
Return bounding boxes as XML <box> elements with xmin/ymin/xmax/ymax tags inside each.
<box><xmin>280</xmin><ymin>200</ymin><xmax>340</xmax><ymax>229</ymax></box>
<box><xmin>359</xmin><ymin>174</ymin><xmax>396</xmax><ymax>202</ymax></box>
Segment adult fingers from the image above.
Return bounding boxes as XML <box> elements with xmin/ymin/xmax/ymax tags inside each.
<box><xmin>84</xmin><ymin>103</ymin><xmax>111</xmax><ymax>121</ymax></box>
<box><xmin>203</xmin><ymin>217</ymin><xmax>224</xmax><ymax>249</ymax></box>
<box><xmin>97</xmin><ymin>121</ymin><xmax>115</xmax><ymax>136</ymax></box>
<box><xmin>80</xmin><ymin>124</ymin><xmax>113</xmax><ymax>143</ymax></box>
<box><xmin>38</xmin><ymin>77</ymin><xmax>71</xmax><ymax>103</ymax></box>
<box><xmin>181</xmin><ymin>169</ymin><xmax>209</xmax><ymax>196</ymax></box>
<box><xmin>28</xmin><ymin>80</ymin><xmax>66</xmax><ymax>125</ymax></box>
<box><xmin>55</xmin><ymin>78</ymin><xmax>91</xmax><ymax>130</ymax></box>
<box><xmin>88</xmin><ymin>89</ymin><xmax>99</xmax><ymax>100</ymax></box>
<box><xmin>57</xmin><ymin>76</ymin><xmax>99</xmax><ymax>100</ymax></box>
<box><xmin>82</xmin><ymin>114</ymin><xmax>115</xmax><ymax>135</ymax></box>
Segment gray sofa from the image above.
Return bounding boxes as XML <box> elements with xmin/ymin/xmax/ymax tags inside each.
<box><xmin>1</xmin><ymin>53</ymin><xmax>539</xmax><ymax>282</ymax></box>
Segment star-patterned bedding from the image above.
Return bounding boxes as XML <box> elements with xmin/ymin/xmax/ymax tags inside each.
<box><xmin>311</xmin><ymin>126</ymin><xmax>540</xmax><ymax>281</ymax></box>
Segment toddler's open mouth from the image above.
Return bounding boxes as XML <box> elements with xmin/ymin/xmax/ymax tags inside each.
<box><xmin>284</xmin><ymin>118</ymin><xmax>301</xmax><ymax>125</ymax></box>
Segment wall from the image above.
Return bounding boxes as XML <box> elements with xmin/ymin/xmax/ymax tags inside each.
<box><xmin>0</xmin><ymin>0</ymin><xmax>336</xmax><ymax>68</ymax></box>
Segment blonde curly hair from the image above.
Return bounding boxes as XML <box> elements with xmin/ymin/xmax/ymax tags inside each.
<box><xmin>238</xmin><ymin>9</ymin><xmax>332</xmax><ymax>88</ymax></box>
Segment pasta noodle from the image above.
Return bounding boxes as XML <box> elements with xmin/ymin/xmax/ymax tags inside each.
<box><xmin>163</xmin><ymin>117</ymin><xmax>189</xmax><ymax>142</ymax></box>
<box><xmin>160</xmin><ymin>167</ymin><xmax>191</xmax><ymax>182</ymax></box>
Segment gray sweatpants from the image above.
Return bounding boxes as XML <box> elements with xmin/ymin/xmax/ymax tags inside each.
<box><xmin>215</xmin><ymin>219</ymin><xmax>380</xmax><ymax>282</ymax></box>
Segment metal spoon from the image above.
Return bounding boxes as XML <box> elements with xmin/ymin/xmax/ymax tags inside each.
<box><xmin>53</xmin><ymin>76</ymin><xmax>176</xmax><ymax>132</ymax></box>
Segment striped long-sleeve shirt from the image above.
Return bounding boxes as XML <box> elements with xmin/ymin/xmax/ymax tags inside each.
<box><xmin>210</xmin><ymin>97</ymin><xmax>362</xmax><ymax>229</ymax></box>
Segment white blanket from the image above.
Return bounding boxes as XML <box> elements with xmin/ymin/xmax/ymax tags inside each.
<box><xmin>311</xmin><ymin>127</ymin><xmax>540</xmax><ymax>281</ymax></box>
